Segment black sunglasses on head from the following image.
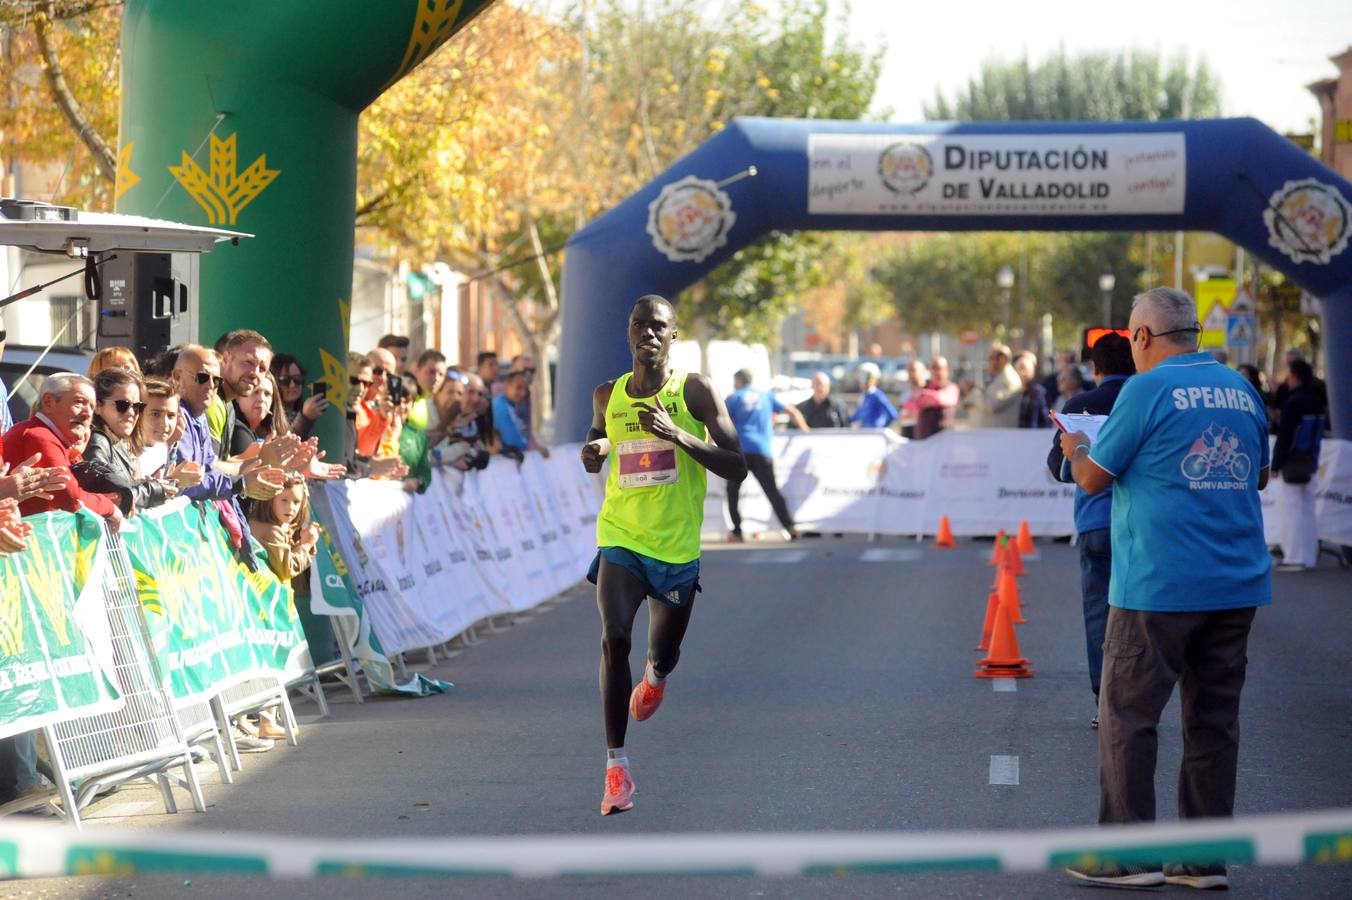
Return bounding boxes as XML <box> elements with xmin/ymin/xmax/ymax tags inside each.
<box><xmin>112</xmin><ymin>400</ymin><xmax>146</xmax><ymax>415</ymax></box>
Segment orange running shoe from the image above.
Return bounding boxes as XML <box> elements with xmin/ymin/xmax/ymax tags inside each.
<box><xmin>600</xmin><ymin>765</ymin><xmax>634</xmax><ymax>816</ymax></box>
<box><xmin>629</xmin><ymin>675</ymin><xmax>666</xmax><ymax>721</ymax></box>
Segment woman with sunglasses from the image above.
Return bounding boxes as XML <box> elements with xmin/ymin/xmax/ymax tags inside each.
<box><xmin>270</xmin><ymin>353</ymin><xmax>328</xmax><ymax>440</ymax></box>
<box><xmin>84</xmin><ymin>366</ymin><xmax>178</xmax><ymax>514</ymax></box>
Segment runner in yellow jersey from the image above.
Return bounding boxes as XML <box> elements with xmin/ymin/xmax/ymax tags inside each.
<box><xmin>580</xmin><ymin>295</ymin><xmax>746</xmax><ymax>816</ymax></box>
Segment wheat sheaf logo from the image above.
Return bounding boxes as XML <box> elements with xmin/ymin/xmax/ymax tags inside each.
<box><xmin>24</xmin><ymin>540</ymin><xmax>72</xmax><ymax>648</ymax></box>
<box><xmin>170</xmin><ymin>132</ymin><xmax>280</xmax><ymax>225</ymax></box>
<box><xmin>1264</xmin><ymin>178</ymin><xmax>1351</xmax><ymax>266</ymax></box>
<box><xmin>878</xmin><ymin>142</ymin><xmax>933</xmax><ymax>195</ymax></box>
<box><xmin>646</xmin><ymin>176</ymin><xmax>736</xmax><ymax>264</ymax></box>
<box><xmin>0</xmin><ymin>568</ymin><xmax>25</xmax><ymax>658</ymax></box>
<box><xmin>136</xmin><ymin>543</ymin><xmax>207</xmax><ymax>639</ymax></box>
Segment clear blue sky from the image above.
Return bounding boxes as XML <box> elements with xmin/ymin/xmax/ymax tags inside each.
<box><xmin>832</xmin><ymin>0</ymin><xmax>1351</xmax><ymax>134</ymax></box>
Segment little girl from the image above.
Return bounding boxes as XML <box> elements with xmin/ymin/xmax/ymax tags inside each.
<box><xmin>245</xmin><ymin>474</ymin><xmax>318</xmax><ymax>742</ymax></box>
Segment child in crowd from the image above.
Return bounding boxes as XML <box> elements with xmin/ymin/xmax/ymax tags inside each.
<box><xmin>132</xmin><ymin>378</ymin><xmax>199</xmax><ymax>489</ymax></box>
<box><xmin>245</xmin><ymin>474</ymin><xmax>318</xmax><ymax>742</ymax></box>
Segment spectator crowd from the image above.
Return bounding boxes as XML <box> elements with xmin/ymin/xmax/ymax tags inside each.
<box><xmin>0</xmin><ymin>327</ymin><xmax>547</xmax><ymax>799</ymax></box>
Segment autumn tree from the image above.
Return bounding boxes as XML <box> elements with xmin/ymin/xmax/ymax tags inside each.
<box><xmin>0</xmin><ymin>1</ymin><xmax>123</xmax><ymax>211</ymax></box>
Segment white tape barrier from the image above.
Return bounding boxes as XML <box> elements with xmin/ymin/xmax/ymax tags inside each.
<box><xmin>711</xmin><ymin>430</ymin><xmax>1352</xmax><ymax>544</ymax></box>
<box><xmin>1</xmin><ymin>809</ymin><xmax>1350</xmax><ymax>879</ymax></box>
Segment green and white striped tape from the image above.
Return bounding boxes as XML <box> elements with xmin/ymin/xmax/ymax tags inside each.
<box><xmin>1</xmin><ymin>809</ymin><xmax>1350</xmax><ymax>880</ymax></box>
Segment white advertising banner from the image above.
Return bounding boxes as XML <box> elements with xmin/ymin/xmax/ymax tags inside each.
<box><xmin>317</xmin><ymin>448</ymin><xmax>603</xmax><ymax>657</ymax></box>
<box><xmin>808</xmin><ymin>132</ymin><xmax>1186</xmax><ymax>217</ymax></box>
<box><xmin>1314</xmin><ymin>438</ymin><xmax>1352</xmax><ymax>546</ymax></box>
<box><xmin>708</xmin><ymin>431</ymin><xmax>1350</xmax><ymax>545</ymax></box>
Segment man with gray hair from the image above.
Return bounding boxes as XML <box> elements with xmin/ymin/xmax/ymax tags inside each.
<box><xmin>1059</xmin><ymin>287</ymin><xmax>1270</xmax><ymax>890</ymax></box>
<box><xmin>1</xmin><ymin>372</ymin><xmax>121</xmax><ymax>523</ymax></box>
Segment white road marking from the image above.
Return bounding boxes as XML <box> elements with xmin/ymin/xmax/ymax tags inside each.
<box><xmin>989</xmin><ymin>755</ymin><xmax>1020</xmax><ymax>785</ymax></box>
<box><xmin>991</xmin><ymin>679</ymin><xmax>1018</xmax><ymax>693</ymax></box>
<box><xmin>740</xmin><ymin>550</ymin><xmax>810</xmax><ymax>564</ymax></box>
<box><xmin>88</xmin><ymin>801</ymin><xmax>155</xmax><ymax>819</ymax></box>
<box><xmin>860</xmin><ymin>548</ymin><xmax>923</xmax><ymax>562</ymax></box>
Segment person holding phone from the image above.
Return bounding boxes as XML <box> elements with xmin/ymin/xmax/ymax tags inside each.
<box><xmin>579</xmin><ymin>295</ymin><xmax>746</xmax><ymax>816</ymax></box>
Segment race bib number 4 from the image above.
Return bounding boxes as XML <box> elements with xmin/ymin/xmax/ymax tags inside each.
<box><xmin>617</xmin><ymin>438</ymin><xmax>679</xmax><ymax>488</ymax></box>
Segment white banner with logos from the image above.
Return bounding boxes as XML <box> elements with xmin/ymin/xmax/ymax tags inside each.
<box><xmin>808</xmin><ymin>132</ymin><xmax>1186</xmax><ymax>217</ymax></box>
<box><xmin>708</xmin><ymin>430</ymin><xmax>1352</xmax><ymax>547</ymax></box>
<box><xmin>318</xmin><ymin>449</ymin><xmax>602</xmax><ymax>657</ymax></box>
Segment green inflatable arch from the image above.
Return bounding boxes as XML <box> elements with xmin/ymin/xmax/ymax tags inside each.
<box><xmin>116</xmin><ymin>0</ymin><xmax>495</xmax><ymax>450</ymax></box>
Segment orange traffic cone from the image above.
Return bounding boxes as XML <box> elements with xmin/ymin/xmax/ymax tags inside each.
<box><xmin>934</xmin><ymin>515</ymin><xmax>956</xmax><ymax>548</ymax></box>
<box><xmin>998</xmin><ymin>567</ymin><xmax>1026</xmax><ymax>624</ymax></box>
<box><xmin>975</xmin><ymin>600</ymin><xmax>1034</xmax><ymax>678</ymax></box>
<box><xmin>976</xmin><ymin>590</ymin><xmax>999</xmax><ymax>651</ymax></box>
<box><xmin>1004</xmin><ymin>539</ymin><xmax>1026</xmax><ymax>577</ymax></box>
<box><xmin>987</xmin><ymin>529</ymin><xmax>1006</xmax><ymax>566</ymax></box>
<box><xmin>1017</xmin><ymin>519</ymin><xmax>1035</xmax><ymax>555</ymax></box>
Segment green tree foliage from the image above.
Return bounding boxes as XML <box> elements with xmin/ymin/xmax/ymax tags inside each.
<box><xmin>579</xmin><ymin>0</ymin><xmax>883</xmax><ymax>344</ymax></box>
<box><xmin>924</xmin><ymin>48</ymin><xmax>1222</xmax><ymax>121</ymax></box>
<box><xmin>877</xmin><ymin>48</ymin><xmax>1223</xmax><ymax>341</ymax></box>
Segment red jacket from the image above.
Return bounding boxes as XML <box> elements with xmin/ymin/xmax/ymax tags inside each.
<box><xmin>1</xmin><ymin>416</ymin><xmax>118</xmax><ymax>518</ymax></box>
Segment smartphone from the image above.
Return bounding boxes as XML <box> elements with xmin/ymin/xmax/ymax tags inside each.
<box><xmin>312</xmin><ymin>381</ymin><xmax>329</xmax><ymax>397</ymax></box>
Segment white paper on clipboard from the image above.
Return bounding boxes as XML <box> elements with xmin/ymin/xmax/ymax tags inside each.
<box><xmin>1050</xmin><ymin>411</ymin><xmax>1108</xmax><ymax>445</ymax></box>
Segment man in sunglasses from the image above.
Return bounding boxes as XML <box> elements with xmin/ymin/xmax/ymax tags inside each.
<box><xmin>1059</xmin><ymin>288</ymin><xmax>1270</xmax><ymax>891</ymax></box>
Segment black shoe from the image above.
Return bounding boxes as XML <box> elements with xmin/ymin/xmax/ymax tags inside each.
<box><xmin>1164</xmin><ymin>863</ymin><xmax>1228</xmax><ymax>890</ymax></box>
<box><xmin>1065</xmin><ymin>862</ymin><xmax>1164</xmax><ymax>887</ymax></box>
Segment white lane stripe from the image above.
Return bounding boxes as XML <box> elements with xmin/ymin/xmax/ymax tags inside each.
<box><xmin>860</xmin><ymin>548</ymin><xmax>922</xmax><ymax>562</ymax></box>
<box><xmin>989</xmin><ymin>755</ymin><xmax>1020</xmax><ymax>785</ymax></box>
<box><xmin>740</xmin><ymin>550</ymin><xmax>809</xmax><ymax>563</ymax></box>
<box><xmin>991</xmin><ymin>679</ymin><xmax>1018</xmax><ymax>693</ymax></box>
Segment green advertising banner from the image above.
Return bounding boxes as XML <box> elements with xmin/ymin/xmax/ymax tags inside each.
<box><xmin>120</xmin><ymin>500</ymin><xmax>310</xmax><ymax>702</ymax></box>
<box><xmin>0</xmin><ymin>511</ymin><xmax>122</xmax><ymax>741</ymax></box>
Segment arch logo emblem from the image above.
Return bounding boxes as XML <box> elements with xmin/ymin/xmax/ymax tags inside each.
<box><xmin>647</xmin><ymin>176</ymin><xmax>736</xmax><ymax>263</ymax></box>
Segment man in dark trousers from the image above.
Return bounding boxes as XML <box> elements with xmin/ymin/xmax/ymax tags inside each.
<box><xmin>1046</xmin><ymin>333</ymin><xmax>1134</xmax><ymax>727</ymax></box>
<box><xmin>1060</xmin><ymin>288</ymin><xmax>1270</xmax><ymax>890</ymax></box>
<box><xmin>725</xmin><ymin>369</ymin><xmax>807</xmax><ymax>541</ymax></box>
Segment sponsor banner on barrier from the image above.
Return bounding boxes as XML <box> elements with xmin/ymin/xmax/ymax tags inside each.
<box><xmin>307</xmin><ymin>507</ymin><xmax>449</xmax><ymax>698</ymax></box>
<box><xmin>313</xmin><ymin>448</ymin><xmax>602</xmax><ymax>660</ymax></box>
<box><xmin>120</xmin><ymin>499</ymin><xmax>311</xmax><ymax>701</ymax></box>
<box><xmin>709</xmin><ymin>431</ymin><xmax>1351</xmax><ymax>541</ymax></box>
<box><xmin>1314</xmin><ymin>439</ymin><xmax>1352</xmax><ymax>546</ymax></box>
<box><xmin>0</xmin><ymin>511</ymin><xmax>122</xmax><ymax>741</ymax></box>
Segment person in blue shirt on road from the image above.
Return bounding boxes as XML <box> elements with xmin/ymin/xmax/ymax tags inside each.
<box><xmin>725</xmin><ymin>369</ymin><xmax>807</xmax><ymax>541</ymax></box>
<box><xmin>1045</xmin><ymin>333</ymin><xmax>1134</xmax><ymax>727</ymax></box>
<box><xmin>1059</xmin><ymin>288</ymin><xmax>1270</xmax><ymax>892</ymax></box>
<box><xmin>850</xmin><ymin>362</ymin><xmax>898</xmax><ymax>429</ymax></box>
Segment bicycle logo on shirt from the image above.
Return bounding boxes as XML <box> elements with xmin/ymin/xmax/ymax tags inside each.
<box><xmin>1180</xmin><ymin>423</ymin><xmax>1252</xmax><ymax>484</ymax></box>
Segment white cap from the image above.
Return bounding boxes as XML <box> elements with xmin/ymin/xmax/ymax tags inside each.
<box><xmin>857</xmin><ymin>361</ymin><xmax>882</xmax><ymax>379</ymax></box>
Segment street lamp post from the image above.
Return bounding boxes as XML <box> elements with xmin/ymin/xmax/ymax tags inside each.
<box><xmin>997</xmin><ymin>265</ymin><xmax>1015</xmax><ymax>335</ymax></box>
<box><xmin>1099</xmin><ymin>270</ymin><xmax>1116</xmax><ymax>326</ymax></box>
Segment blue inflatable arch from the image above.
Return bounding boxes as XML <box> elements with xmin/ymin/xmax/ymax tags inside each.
<box><xmin>557</xmin><ymin>117</ymin><xmax>1352</xmax><ymax>441</ymax></box>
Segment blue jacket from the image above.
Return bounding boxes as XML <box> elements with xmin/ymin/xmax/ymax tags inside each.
<box><xmin>1046</xmin><ymin>375</ymin><xmax>1129</xmax><ymax>533</ymax></box>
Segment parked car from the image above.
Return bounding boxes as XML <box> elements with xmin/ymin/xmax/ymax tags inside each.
<box><xmin>1</xmin><ymin>344</ymin><xmax>93</xmax><ymax>424</ymax></box>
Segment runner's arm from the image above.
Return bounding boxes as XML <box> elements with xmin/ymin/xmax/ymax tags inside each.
<box><xmin>580</xmin><ymin>382</ymin><xmax>615</xmax><ymax>473</ymax></box>
<box><xmin>652</xmin><ymin>374</ymin><xmax>746</xmax><ymax>482</ymax></box>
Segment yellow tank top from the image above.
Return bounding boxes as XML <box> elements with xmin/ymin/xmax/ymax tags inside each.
<box><xmin>595</xmin><ymin>370</ymin><xmax>707</xmax><ymax>563</ymax></box>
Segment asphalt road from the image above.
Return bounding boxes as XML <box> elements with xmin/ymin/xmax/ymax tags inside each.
<box><xmin>5</xmin><ymin>537</ymin><xmax>1350</xmax><ymax>899</ymax></box>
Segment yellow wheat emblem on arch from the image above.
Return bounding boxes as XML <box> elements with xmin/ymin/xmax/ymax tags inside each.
<box><xmin>386</xmin><ymin>0</ymin><xmax>465</xmax><ymax>88</ymax></box>
<box><xmin>170</xmin><ymin>132</ymin><xmax>280</xmax><ymax>225</ymax></box>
